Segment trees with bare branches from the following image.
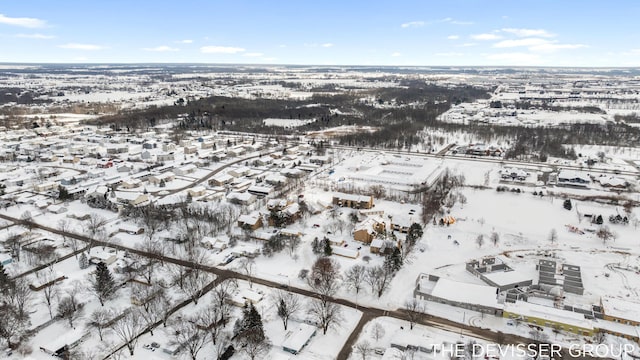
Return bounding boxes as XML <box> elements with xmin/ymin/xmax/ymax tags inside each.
<box><xmin>89</xmin><ymin>308</ymin><xmax>112</xmax><ymax>341</ymax></box>
<box><xmin>308</xmin><ymin>299</ymin><xmax>342</xmax><ymax>335</ymax></box>
<box><xmin>110</xmin><ymin>310</ymin><xmax>144</xmax><ymax>356</ymax></box>
<box><xmin>404</xmin><ymin>298</ymin><xmax>425</xmax><ymax>330</ymax></box>
<box><xmin>169</xmin><ymin>314</ymin><xmax>209</xmax><ymax>360</ymax></box>
<box><xmin>272</xmin><ymin>290</ymin><xmax>301</xmax><ymax>330</ymax></box>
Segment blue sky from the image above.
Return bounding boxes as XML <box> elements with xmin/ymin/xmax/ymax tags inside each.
<box><xmin>1</xmin><ymin>0</ymin><xmax>639</xmax><ymax>66</ymax></box>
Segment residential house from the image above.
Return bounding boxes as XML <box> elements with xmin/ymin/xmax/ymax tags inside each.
<box><xmin>353</xmin><ymin>217</ymin><xmax>385</xmax><ymax>243</ymax></box>
<box><xmin>148</xmin><ymin>172</ymin><xmax>175</xmax><ymax>185</ymax></box>
<box><xmin>237</xmin><ymin>212</ymin><xmax>263</xmax><ymax>230</ymax></box>
<box><xmin>332</xmin><ymin>192</ymin><xmax>374</xmax><ymax>209</ymax></box>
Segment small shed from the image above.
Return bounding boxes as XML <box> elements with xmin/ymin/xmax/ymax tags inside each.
<box><xmin>282</xmin><ymin>322</ymin><xmax>317</xmax><ymax>355</ymax></box>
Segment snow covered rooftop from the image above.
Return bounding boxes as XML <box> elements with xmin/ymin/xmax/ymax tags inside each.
<box><xmin>482</xmin><ymin>270</ymin><xmax>532</xmax><ymax>287</ymax></box>
<box><xmin>601</xmin><ymin>296</ymin><xmax>640</xmax><ymax>324</ymax></box>
<box><xmin>430</xmin><ymin>278</ymin><xmax>503</xmax><ymax>310</ymax></box>
<box><xmin>505</xmin><ymin>301</ymin><xmax>593</xmax><ymax>330</ymax></box>
<box><xmin>282</xmin><ymin>322</ymin><xmax>316</xmax><ymax>353</ymax></box>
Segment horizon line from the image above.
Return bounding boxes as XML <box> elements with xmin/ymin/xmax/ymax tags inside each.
<box><xmin>0</xmin><ymin>61</ymin><xmax>639</xmax><ymax>70</ymax></box>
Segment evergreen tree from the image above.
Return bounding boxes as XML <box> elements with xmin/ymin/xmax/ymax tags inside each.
<box><xmin>384</xmin><ymin>247</ymin><xmax>403</xmax><ymax>273</ymax></box>
<box><xmin>311</xmin><ymin>237</ymin><xmax>323</xmax><ymax>255</ymax></box>
<box><xmin>234</xmin><ymin>304</ymin><xmax>265</xmax><ymax>343</ymax></box>
<box><xmin>406</xmin><ymin>223</ymin><xmax>423</xmax><ymax>247</ymax></box>
<box><xmin>596</xmin><ymin>215</ymin><xmax>603</xmax><ymax>225</ymax></box>
<box><xmin>78</xmin><ymin>252</ymin><xmax>89</xmax><ymax>269</ymax></box>
<box><xmin>0</xmin><ymin>262</ymin><xmax>12</xmax><ymax>290</ymax></box>
<box><xmin>563</xmin><ymin>199</ymin><xmax>572</xmax><ymax>211</ymax></box>
<box><xmin>323</xmin><ymin>238</ymin><xmax>333</xmax><ymax>257</ymax></box>
<box><xmin>93</xmin><ymin>262</ymin><xmax>116</xmax><ymax>306</ymax></box>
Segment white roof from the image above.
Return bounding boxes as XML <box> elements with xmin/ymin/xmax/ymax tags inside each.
<box><xmin>558</xmin><ymin>169</ymin><xmax>590</xmax><ymax>181</ymax></box>
<box><xmin>601</xmin><ymin>296</ymin><xmax>640</xmax><ymax>323</ymax></box>
<box><xmin>595</xmin><ymin>319</ymin><xmax>640</xmax><ymax>338</ymax></box>
<box><xmin>238</xmin><ymin>212</ymin><xmax>261</xmax><ymax>224</ymax></box>
<box><xmin>504</xmin><ymin>301</ymin><xmax>593</xmax><ymax>330</ymax></box>
<box><xmin>282</xmin><ymin>322</ymin><xmax>316</xmax><ymax>352</ymax></box>
<box><xmin>330</xmin><ymin>246</ymin><xmax>359</xmax><ymax>258</ymax></box>
<box><xmin>431</xmin><ymin>278</ymin><xmax>502</xmax><ymax>309</ymax></box>
<box><xmin>370</xmin><ymin>239</ymin><xmax>384</xmax><ymax>248</ymax></box>
<box><xmin>227</xmin><ymin>192</ymin><xmax>255</xmax><ymax>202</ymax></box>
<box><xmin>334</xmin><ymin>192</ymin><xmax>371</xmax><ymax>203</ymax></box>
<box><xmin>483</xmin><ymin>270</ymin><xmax>532</xmax><ymax>286</ymax></box>
<box><xmin>599</xmin><ymin>176</ymin><xmax>626</xmax><ymax>187</ymax></box>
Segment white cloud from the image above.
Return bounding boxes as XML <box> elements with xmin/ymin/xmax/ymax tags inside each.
<box><xmin>391</xmin><ymin>52</ymin><xmax>402</xmax><ymax>57</ymax></box>
<box><xmin>15</xmin><ymin>33</ymin><xmax>55</xmax><ymax>39</ymax></box>
<box><xmin>321</xmin><ymin>43</ymin><xmax>334</xmax><ymax>48</ymax></box>
<box><xmin>447</xmin><ymin>35</ymin><xmax>459</xmax><ymax>40</ymax></box>
<box><xmin>493</xmin><ymin>38</ymin><xmax>549</xmax><ymax>48</ymax></box>
<box><xmin>142</xmin><ymin>45</ymin><xmax>179</xmax><ymax>52</ymax></box>
<box><xmin>441</xmin><ymin>18</ymin><xmax>474</xmax><ymax>25</ymax></box>
<box><xmin>177</xmin><ymin>39</ymin><xmax>193</xmax><ymax>44</ymax></box>
<box><xmin>530</xmin><ymin>43</ymin><xmax>587</xmax><ymax>52</ymax></box>
<box><xmin>501</xmin><ymin>28</ymin><xmax>555</xmax><ymax>38</ymax></box>
<box><xmin>401</xmin><ymin>21</ymin><xmax>425</xmax><ymax>28</ymax></box>
<box><xmin>243</xmin><ymin>52</ymin><xmax>264</xmax><ymax>57</ymax></box>
<box><xmin>458</xmin><ymin>42</ymin><xmax>477</xmax><ymax>47</ymax></box>
<box><xmin>471</xmin><ymin>33</ymin><xmax>502</xmax><ymax>41</ymax></box>
<box><xmin>0</xmin><ymin>13</ymin><xmax>46</xmax><ymax>28</ymax></box>
<box><xmin>493</xmin><ymin>38</ymin><xmax>587</xmax><ymax>53</ymax></box>
<box><xmin>59</xmin><ymin>43</ymin><xmax>105</xmax><ymax>50</ymax></box>
<box><xmin>436</xmin><ymin>52</ymin><xmax>463</xmax><ymax>57</ymax></box>
<box><xmin>262</xmin><ymin>57</ymin><xmax>277</xmax><ymax>62</ymax></box>
<box><xmin>200</xmin><ymin>46</ymin><xmax>245</xmax><ymax>54</ymax></box>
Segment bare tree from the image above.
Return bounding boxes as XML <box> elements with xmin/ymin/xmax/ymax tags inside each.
<box><xmin>475</xmin><ymin>234</ymin><xmax>484</xmax><ymax>248</ymax></box>
<box><xmin>57</xmin><ymin>296</ymin><xmax>83</xmax><ymax>328</ymax></box>
<box><xmin>354</xmin><ymin>340</ymin><xmax>374</xmax><ymax>360</ymax></box>
<box><xmin>169</xmin><ymin>315</ymin><xmax>209</xmax><ymax>360</ymax></box>
<box><xmin>4</xmin><ymin>278</ymin><xmax>33</xmax><ymax>321</ymax></box>
<box><xmin>5</xmin><ymin>233</ymin><xmax>23</xmax><ymax>263</ymax></box>
<box><xmin>196</xmin><ymin>306</ymin><xmax>224</xmax><ymax>346</ymax></box>
<box><xmin>211</xmin><ymin>279</ymin><xmax>237</xmax><ymax>325</ymax></box>
<box><xmin>135</xmin><ymin>286</ymin><xmax>168</xmax><ymax>336</ymax></box>
<box><xmin>308</xmin><ymin>299</ymin><xmax>342</xmax><ymax>335</ymax></box>
<box><xmin>242</xmin><ymin>338</ymin><xmax>270</xmax><ymax>360</ymax></box>
<box><xmin>110</xmin><ymin>310</ymin><xmax>144</xmax><ymax>356</ymax></box>
<box><xmin>596</xmin><ymin>226</ymin><xmax>616</xmax><ymax>244</ymax></box>
<box><xmin>213</xmin><ymin>332</ymin><xmax>233</xmax><ymax>360</ymax></box>
<box><xmin>36</xmin><ymin>268</ymin><xmax>60</xmax><ymax>320</ymax></box>
<box><xmin>89</xmin><ymin>308</ymin><xmax>112</xmax><ymax>341</ymax></box>
<box><xmin>64</xmin><ymin>280</ymin><xmax>84</xmax><ymax>313</ymax></box>
<box><xmin>344</xmin><ymin>265</ymin><xmax>367</xmax><ymax>294</ymax></box>
<box><xmin>307</xmin><ymin>257</ymin><xmax>341</xmax><ymax>300</ymax></box>
<box><xmin>238</xmin><ymin>257</ymin><xmax>256</xmax><ymax>289</ymax></box>
<box><xmin>86</xmin><ymin>213</ymin><xmax>107</xmax><ymax>247</ymax></box>
<box><xmin>58</xmin><ymin>219</ymin><xmax>81</xmax><ymax>257</ymax></box>
<box><xmin>490</xmin><ymin>231</ymin><xmax>499</xmax><ymax>246</ymax></box>
<box><xmin>370</xmin><ymin>322</ymin><xmax>385</xmax><ymax>341</ymax></box>
<box><xmin>272</xmin><ymin>290</ymin><xmax>301</xmax><ymax>330</ymax></box>
<box><xmin>181</xmin><ymin>269</ymin><xmax>213</xmax><ymax>305</ymax></box>
<box><xmin>0</xmin><ymin>305</ymin><xmax>28</xmax><ymax>349</ymax></box>
<box><xmin>548</xmin><ymin>228</ymin><xmax>558</xmax><ymax>244</ymax></box>
<box><xmin>404</xmin><ymin>298</ymin><xmax>425</xmax><ymax>330</ymax></box>
<box><xmin>365</xmin><ymin>265</ymin><xmax>393</xmax><ymax>298</ymax></box>
<box><xmin>287</xmin><ymin>235</ymin><xmax>301</xmax><ymax>257</ymax></box>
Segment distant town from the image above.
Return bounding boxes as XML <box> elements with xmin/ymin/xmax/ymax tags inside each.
<box><xmin>0</xmin><ymin>64</ymin><xmax>639</xmax><ymax>360</ymax></box>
